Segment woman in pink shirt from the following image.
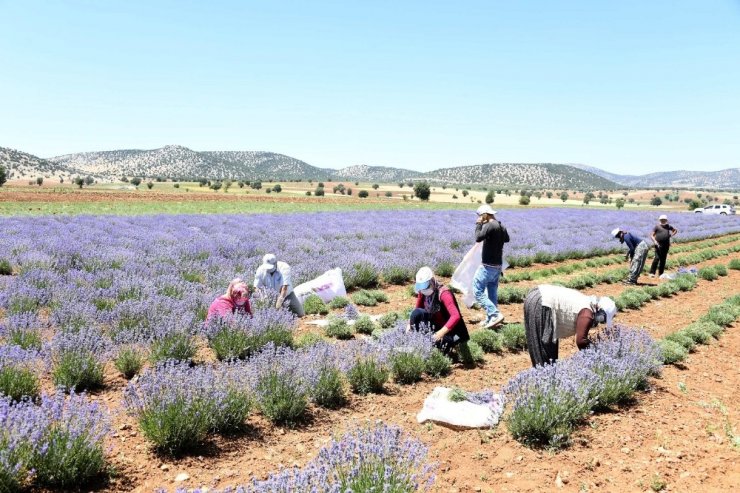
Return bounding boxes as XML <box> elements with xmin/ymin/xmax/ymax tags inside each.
<box><xmin>206</xmin><ymin>278</ymin><xmax>252</xmax><ymax>323</ymax></box>
<box><xmin>408</xmin><ymin>266</ymin><xmax>469</xmax><ymax>355</ymax></box>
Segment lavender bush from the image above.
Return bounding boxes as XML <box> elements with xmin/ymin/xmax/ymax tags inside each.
<box><xmin>0</xmin><ymin>346</ymin><xmax>41</xmax><ymax>401</ymax></box>
<box><xmin>49</xmin><ymin>327</ymin><xmax>111</xmax><ymax>391</ymax></box>
<box><xmin>250</xmin><ymin>344</ymin><xmax>313</xmax><ymax>424</ymax></box>
<box><xmin>124</xmin><ymin>361</ymin><xmax>251</xmax><ymax>452</ymax></box>
<box><xmin>0</xmin><ymin>392</ymin><xmax>109</xmax><ymax>489</ymax></box>
<box><xmin>237</xmin><ymin>422</ymin><xmax>436</xmax><ymax>492</ymax></box>
<box><xmin>0</xmin><ymin>313</ymin><xmax>43</xmax><ymax>350</ymax></box>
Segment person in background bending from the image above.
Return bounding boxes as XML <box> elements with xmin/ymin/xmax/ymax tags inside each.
<box><xmin>473</xmin><ymin>205</ymin><xmax>510</xmax><ymax>329</ymax></box>
<box><xmin>612</xmin><ymin>228</ymin><xmax>650</xmax><ymax>285</ymax></box>
<box><xmin>649</xmin><ymin>214</ymin><xmax>678</xmax><ymax>278</ymax></box>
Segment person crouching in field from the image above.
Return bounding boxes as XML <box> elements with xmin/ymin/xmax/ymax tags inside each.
<box><xmin>612</xmin><ymin>228</ymin><xmax>650</xmax><ymax>285</ymax></box>
<box><xmin>523</xmin><ymin>284</ymin><xmax>616</xmax><ymax>367</ymax></box>
<box><xmin>206</xmin><ymin>278</ymin><xmax>252</xmax><ymax>322</ymax></box>
<box><xmin>253</xmin><ymin>254</ymin><xmax>304</xmax><ymax>317</ymax></box>
<box><xmin>408</xmin><ymin>266</ymin><xmax>470</xmax><ymax>355</ymax></box>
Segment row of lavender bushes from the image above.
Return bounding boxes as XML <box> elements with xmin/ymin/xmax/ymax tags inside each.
<box><xmin>659</xmin><ymin>293</ymin><xmax>740</xmax><ymax>364</ymax></box>
<box><xmin>503</xmin><ymin>326</ymin><xmax>663</xmax><ymax>448</ymax></box>
<box><xmin>123</xmin><ymin>322</ymin><xmax>450</xmax><ymax>453</ymax></box>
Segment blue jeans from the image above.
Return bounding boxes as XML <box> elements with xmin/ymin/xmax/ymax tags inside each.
<box><xmin>473</xmin><ymin>265</ymin><xmax>501</xmax><ymax>319</ymax></box>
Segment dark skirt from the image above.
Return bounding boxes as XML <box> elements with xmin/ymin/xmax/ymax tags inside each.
<box><xmin>523</xmin><ymin>287</ymin><xmax>558</xmax><ymax>366</ymax></box>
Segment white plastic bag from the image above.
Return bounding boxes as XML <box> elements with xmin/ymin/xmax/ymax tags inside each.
<box><xmin>294</xmin><ymin>268</ymin><xmax>347</xmax><ymax>305</ymax></box>
<box><xmin>450</xmin><ymin>243</ymin><xmax>483</xmax><ymax>308</ymax></box>
<box><xmin>451</xmin><ymin>243</ymin><xmax>510</xmax><ymax>308</ymax></box>
<box><xmin>416</xmin><ymin>387</ymin><xmax>503</xmax><ymax>429</ymax></box>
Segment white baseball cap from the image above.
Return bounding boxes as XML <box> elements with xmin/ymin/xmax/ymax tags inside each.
<box><xmin>658</xmin><ymin>214</ymin><xmax>668</xmax><ymax>221</ymax></box>
<box><xmin>261</xmin><ymin>253</ymin><xmax>277</xmax><ymax>269</ymax></box>
<box><xmin>611</xmin><ymin>228</ymin><xmax>621</xmax><ymax>237</ymax></box>
<box><xmin>476</xmin><ymin>205</ymin><xmax>497</xmax><ymax>216</ymax></box>
<box><xmin>414</xmin><ymin>266</ymin><xmax>434</xmax><ymax>292</ymax></box>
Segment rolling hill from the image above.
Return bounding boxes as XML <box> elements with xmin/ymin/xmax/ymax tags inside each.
<box><xmin>570</xmin><ymin>164</ymin><xmax>740</xmax><ymax>189</ymax></box>
<box><xmin>49</xmin><ymin>145</ymin><xmax>328</xmax><ymax>181</ymax></box>
<box><xmin>5</xmin><ymin>143</ymin><xmax>734</xmax><ymax>190</ymax></box>
<box><xmin>333</xmin><ymin>165</ymin><xmax>422</xmax><ymax>183</ymax></box>
<box><xmin>421</xmin><ymin>163</ymin><xmax>618</xmax><ymax>189</ymax></box>
<box><xmin>0</xmin><ymin>147</ymin><xmax>83</xmax><ymax>181</ymax></box>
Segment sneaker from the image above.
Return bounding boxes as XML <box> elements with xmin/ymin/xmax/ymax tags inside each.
<box><xmin>648</xmin><ymin>273</ymin><xmax>655</xmax><ymax>278</ymax></box>
<box><xmin>484</xmin><ymin>313</ymin><xmax>505</xmax><ymax>329</ymax></box>
<box><xmin>621</xmin><ymin>279</ymin><xmax>637</xmax><ymax>285</ymax></box>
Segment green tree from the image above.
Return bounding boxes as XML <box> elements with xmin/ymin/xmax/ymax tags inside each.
<box><xmin>650</xmin><ymin>196</ymin><xmax>663</xmax><ymax>206</ymax></box>
<box><xmin>36</xmin><ymin>176</ymin><xmax>43</xmax><ymax>186</ymax></box>
<box><xmin>485</xmin><ymin>190</ymin><xmax>495</xmax><ymax>204</ymax></box>
<box><xmin>615</xmin><ymin>198</ymin><xmax>626</xmax><ymax>209</ymax></box>
<box><xmin>518</xmin><ymin>195</ymin><xmax>530</xmax><ymax>206</ymax></box>
<box><xmin>251</xmin><ymin>181</ymin><xmax>262</xmax><ymax>190</ymax></box>
<box><xmin>146</xmin><ymin>182</ymin><xmax>154</xmax><ymax>189</ymax></box>
<box><xmin>462</xmin><ymin>189</ymin><xmax>469</xmax><ymax>197</ymax></box>
<box><xmin>582</xmin><ymin>195</ymin><xmax>591</xmax><ymax>205</ymax></box>
<box><xmin>358</xmin><ymin>190</ymin><xmax>369</xmax><ymax>198</ymax></box>
<box><xmin>372</xmin><ymin>183</ymin><xmax>379</xmax><ymax>190</ymax></box>
<box><xmin>272</xmin><ymin>184</ymin><xmax>282</xmax><ymax>193</ymax></box>
<box><xmin>237</xmin><ymin>181</ymin><xmax>244</xmax><ymax>188</ymax></box>
<box><xmin>384</xmin><ymin>191</ymin><xmax>392</xmax><ymax>197</ymax></box>
<box><xmin>84</xmin><ymin>176</ymin><xmax>94</xmax><ymax>186</ymax></box>
<box><xmin>688</xmin><ymin>199</ymin><xmax>702</xmax><ymax>211</ymax></box>
<box><xmin>546</xmin><ymin>191</ymin><xmax>553</xmax><ymax>199</ymax></box>
<box><xmin>0</xmin><ymin>166</ymin><xmax>6</xmax><ymax>187</ymax></box>
<box><xmin>413</xmin><ymin>181</ymin><xmax>431</xmax><ymax>201</ymax></box>
<box><xmin>560</xmin><ymin>192</ymin><xmax>569</xmax><ymax>202</ymax></box>
<box><xmin>74</xmin><ymin>177</ymin><xmax>84</xmax><ymax>189</ymax></box>
<box><xmin>131</xmin><ymin>177</ymin><xmax>142</xmax><ymax>187</ymax></box>
<box><xmin>314</xmin><ymin>186</ymin><xmax>325</xmax><ymax>196</ymax></box>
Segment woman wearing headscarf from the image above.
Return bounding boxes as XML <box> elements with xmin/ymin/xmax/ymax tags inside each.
<box><xmin>206</xmin><ymin>278</ymin><xmax>252</xmax><ymax>322</ymax></box>
<box><xmin>408</xmin><ymin>266</ymin><xmax>470</xmax><ymax>355</ymax></box>
<box><xmin>523</xmin><ymin>284</ymin><xmax>617</xmax><ymax>367</ymax></box>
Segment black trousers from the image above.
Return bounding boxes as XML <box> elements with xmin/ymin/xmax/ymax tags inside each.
<box><xmin>409</xmin><ymin>308</ymin><xmax>467</xmax><ymax>355</ymax></box>
<box><xmin>650</xmin><ymin>245</ymin><xmax>669</xmax><ymax>275</ymax></box>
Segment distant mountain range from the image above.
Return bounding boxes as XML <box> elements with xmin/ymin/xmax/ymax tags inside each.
<box><xmin>1</xmin><ymin>144</ymin><xmax>737</xmax><ymax>190</ymax></box>
<box><xmin>569</xmin><ymin>164</ymin><xmax>740</xmax><ymax>189</ymax></box>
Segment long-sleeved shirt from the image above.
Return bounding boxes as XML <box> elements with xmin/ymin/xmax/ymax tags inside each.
<box><xmin>475</xmin><ymin>220</ymin><xmax>510</xmax><ymax>266</ymax></box>
<box><xmin>254</xmin><ymin>265</ymin><xmax>284</xmax><ymax>292</ymax></box>
<box><xmin>622</xmin><ymin>232</ymin><xmax>644</xmax><ymax>259</ymax></box>
<box><xmin>415</xmin><ymin>287</ymin><xmax>464</xmax><ymax>335</ymax></box>
<box><xmin>206</xmin><ymin>295</ymin><xmax>252</xmax><ymax>322</ymax></box>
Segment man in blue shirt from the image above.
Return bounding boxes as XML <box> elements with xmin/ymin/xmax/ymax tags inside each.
<box><xmin>612</xmin><ymin>228</ymin><xmax>651</xmax><ymax>285</ymax></box>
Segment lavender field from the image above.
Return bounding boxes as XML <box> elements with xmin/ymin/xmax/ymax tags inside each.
<box><xmin>1</xmin><ymin>207</ymin><xmax>739</xmax><ymax>491</ymax></box>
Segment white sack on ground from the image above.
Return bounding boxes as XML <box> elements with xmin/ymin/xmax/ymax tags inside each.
<box><xmin>294</xmin><ymin>268</ymin><xmax>347</xmax><ymax>305</ymax></box>
<box><xmin>416</xmin><ymin>387</ymin><xmax>504</xmax><ymax>429</ymax></box>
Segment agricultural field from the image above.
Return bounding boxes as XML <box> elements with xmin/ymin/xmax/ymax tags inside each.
<box><xmin>1</xmin><ymin>207</ymin><xmax>739</xmax><ymax>492</ymax></box>
<box><xmin>2</xmin><ymin>180</ymin><xmax>737</xmax><ymax>216</ymax></box>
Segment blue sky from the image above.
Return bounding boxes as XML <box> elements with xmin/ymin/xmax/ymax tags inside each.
<box><xmin>1</xmin><ymin>0</ymin><xmax>738</xmax><ymax>174</ymax></box>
